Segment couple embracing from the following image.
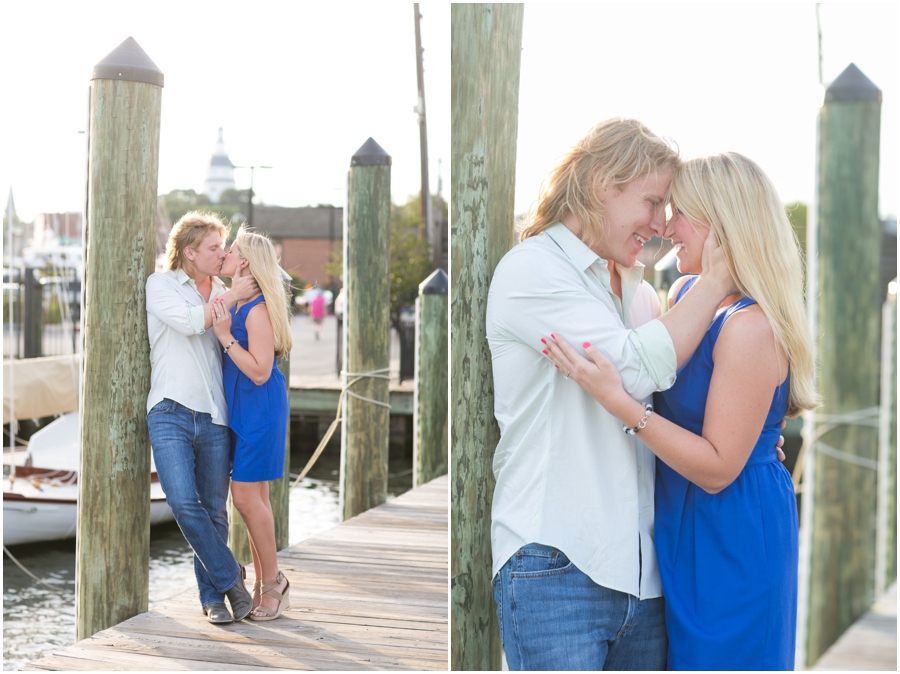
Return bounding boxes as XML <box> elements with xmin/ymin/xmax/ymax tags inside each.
<box><xmin>145</xmin><ymin>214</ymin><xmax>292</xmax><ymax>624</ymax></box>
<box><xmin>487</xmin><ymin>118</ymin><xmax>817</xmax><ymax>670</ymax></box>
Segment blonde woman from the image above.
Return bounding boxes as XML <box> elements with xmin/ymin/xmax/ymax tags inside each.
<box><xmin>543</xmin><ymin>152</ymin><xmax>817</xmax><ymax>669</ymax></box>
<box><xmin>211</xmin><ymin>226</ymin><xmax>292</xmax><ymax>621</ymax></box>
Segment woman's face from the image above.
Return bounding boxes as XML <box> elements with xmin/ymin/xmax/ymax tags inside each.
<box><xmin>665</xmin><ymin>202</ymin><xmax>709</xmax><ymax>274</ymax></box>
<box><xmin>220</xmin><ymin>242</ymin><xmax>242</xmax><ymax>278</ymax></box>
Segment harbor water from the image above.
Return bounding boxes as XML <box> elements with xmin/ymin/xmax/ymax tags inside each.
<box><xmin>3</xmin><ymin>444</ymin><xmax>413</xmax><ymax>671</ymax></box>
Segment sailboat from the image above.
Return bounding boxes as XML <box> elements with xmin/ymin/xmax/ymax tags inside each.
<box><xmin>3</xmin><ymin>407</ymin><xmax>174</xmax><ymax>546</ymax></box>
<box><xmin>3</xmin><ymin>240</ymin><xmax>174</xmax><ymax>546</ymax></box>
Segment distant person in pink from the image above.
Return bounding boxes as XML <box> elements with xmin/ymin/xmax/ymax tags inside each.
<box><xmin>310</xmin><ymin>292</ymin><xmax>326</xmax><ymax>340</ymax></box>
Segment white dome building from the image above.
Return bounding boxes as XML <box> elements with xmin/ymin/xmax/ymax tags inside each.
<box><xmin>203</xmin><ymin>128</ymin><xmax>235</xmax><ymax>203</ymax></box>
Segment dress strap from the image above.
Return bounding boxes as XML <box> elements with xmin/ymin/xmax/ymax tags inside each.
<box><xmin>237</xmin><ymin>295</ymin><xmax>266</xmax><ymax>315</ymax></box>
<box><xmin>674</xmin><ymin>275</ymin><xmax>699</xmax><ymax>303</ymax></box>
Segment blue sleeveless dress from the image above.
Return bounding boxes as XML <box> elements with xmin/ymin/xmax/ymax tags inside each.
<box><xmin>654</xmin><ymin>277</ymin><xmax>798</xmax><ymax>670</ymax></box>
<box><xmin>223</xmin><ymin>295</ymin><xmax>288</xmax><ymax>482</ymax></box>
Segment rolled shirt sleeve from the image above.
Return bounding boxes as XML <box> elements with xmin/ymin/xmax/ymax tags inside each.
<box><xmin>146</xmin><ymin>273</ymin><xmax>202</xmax><ymax>336</ymax></box>
<box><xmin>629</xmin><ymin>318</ymin><xmax>677</xmax><ymax>392</ymax></box>
<box><xmin>188</xmin><ymin>304</ymin><xmax>207</xmax><ymax>335</ymax></box>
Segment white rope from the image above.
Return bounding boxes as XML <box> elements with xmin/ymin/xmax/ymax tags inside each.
<box><xmin>289</xmin><ymin>367</ymin><xmax>392</xmax><ymax>491</ymax></box>
<box><xmin>805</xmin><ymin>407</ymin><xmax>881</xmax><ymax>428</ymax></box>
<box><xmin>792</xmin><ymin>406</ymin><xmax>882</xmax><ymax>487</ymax></box>
<box><xmin>3</xmin><ymin>544</ymin><xmax>66</xmax><ymax>592</ymax></box>
<box><xmin>816</xmin><ymin>441</ymin><xmax>878</xmax><ymax>471</ymax></box>
<box><xmin>343</xmin><ymin>368</ymin><xmax>393</xmax><ymax>409</ymax></box>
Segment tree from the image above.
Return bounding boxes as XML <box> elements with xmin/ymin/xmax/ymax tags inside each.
<box><xmin>159</xmin><ymin>188</ymin><xmax>258</xmax><ymax>234</ymax></box>
<box><xmin>160</xmin><ymin>189</ymin><xmax>211</xmax><ymax>224</ymax></box>
<box><xmin>390</xmin><ymin>199</ymin><xmax>434</xmax><ymax>331</ymax></box>
<box><xmin>785</xmin><ymin>202</ymin><xmax>807</xmax><ymax>251</ymax></box>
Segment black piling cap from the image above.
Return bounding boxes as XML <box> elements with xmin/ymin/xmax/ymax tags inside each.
<box><xmin>351</xmin><ymin>138</ymin><xmax>392</xmax><ymax>167</ymax></box>
<box><xmin>420</xmin><ymin>269</ymin><xmax>448</xmax><ymax>295</ymax></box>
<box><xmin>92</xmin><ymin>37</ymin><xmax>164</xmax><ymax>87</ymax></box>
<box><xmin>825</xmin><ymin>63</ymin><xmax>881</xmax><ymax>103</ymax></box>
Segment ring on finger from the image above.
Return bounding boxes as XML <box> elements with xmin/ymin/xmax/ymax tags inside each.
<box><xmin>564</xmin><ymin>370</ymin><xmax>570</xmax><ymax>380</ymax></box>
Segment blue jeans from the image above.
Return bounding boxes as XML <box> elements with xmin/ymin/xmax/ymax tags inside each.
<box><xmin>147</xmin><ymin>399</ymin><xmax>242</xmax><ymax>608</ymax></box>
<box><xmin>493</xmin><ymin>543</ymin><xmax>667</xmax><ymax>671</ymax></box>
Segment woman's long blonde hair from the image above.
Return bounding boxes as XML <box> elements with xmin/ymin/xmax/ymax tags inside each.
<box><xmin>671</xmin><ymin>152</ymin><xmax>818</xmax><ymax>417</ymax></box>
<box><xmin>234</xmin><ymin>227</ymin><xmax>293</xmax><ymax>359</ymax></box>
<box><xmin>519</xmin><ymin>117</ymin><xmax>680</xmax><ymax>249</ymax></box>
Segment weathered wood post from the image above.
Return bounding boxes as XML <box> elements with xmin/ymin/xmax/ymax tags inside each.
<box><xmin>450</xmin><ymin>4</ymin><xmax>524</xmax><ymax>670</ymax></box>
<box><xmin>272</xmin><ymin>353</ymin><xmax>292</xmax><ymax>548</ymax></box>
<box><xmin>875</xmin><ymin>282</ymin><xmax>896</xmax><ymax>595</ymax></box>
<box><xmin>340</xmin><ymin>138</ymin><xmax>391</xmax><ymax>520</ymax></box>
<box><xmin>22</xmin><ymin>268</ymin><xmax>43</xmax><ymax>358</ymax></box>
<box><xmin>76</xmin><ymin>37</ymin><xmax>162</xmax><ymax>640</ymax></box>
<box><xmin>229</xmin><ymin>352</ymin><xmax>291</xmax><ymax>562</ymax></box>
<box><xmin>802</xmin><ymin>63</ymin><xmax>882</xmax><ymax>666</ymax></box>
<box><xmin>413</xmin><ymin>268</ymin><xmax>448</xmax><ymax>486</ymax></box>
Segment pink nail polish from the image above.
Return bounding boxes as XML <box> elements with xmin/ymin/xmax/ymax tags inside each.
<box><xmin>542</xmin><ymin>349</ymin><xmax>548</xmax><ymax>355</ymax></box>
<box><xmin>583</xmin><ymin>342</ymin><xmax>591</xmax><ymax>348</ymax></box>
<box><xmin>540</xmin><ymin>338</ymin><xmax>546</xmax><ymax>344</ymax></box>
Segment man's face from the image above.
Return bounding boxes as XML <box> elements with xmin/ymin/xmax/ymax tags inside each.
<box><xmin>595</xmin><ymin>170</ymin><xmax>672</xmax><ymax>268</ymax></box>
<box><xmin>186</xmin><ymin>231</ymin><xmax>226</xmax><ymax>278</ymax></box>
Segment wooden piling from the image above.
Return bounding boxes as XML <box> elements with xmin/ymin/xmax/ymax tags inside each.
<box><xmin>450</xmin><ymin>4</ymin><xmax>524</xmax><ymax>670</ymax></box>
<box><xmin>875</xmin><ymin>285</ymin><xmax>897</xmax><ymax>595</ymax></box>
<box><xmin>340</xmin><ymin>138</ymin><xmax>391</xmax><ymax>520</ymax></box>
<box><xmin>804</xmin><ymin>63</ymin><xmax>882</xmax><ymax>666</ymax></box>
<box><xmin>413</xmin><ymin>269</ymin><xmax>448</xmax><ymax>487</ymax></box>
<box><xmin>22</xmin><ymin>268</ymin><xmax>43</xmax><ymax>358</ymax></box>
<box><xmin>271</xmin><ymin>352</ymin><xmax>292</xmax><ymax>549</ymax></box>
<box><xmin>76</xmin><ymin>37</ymin><xmax>162</xmax><ymax>641</ymax></box>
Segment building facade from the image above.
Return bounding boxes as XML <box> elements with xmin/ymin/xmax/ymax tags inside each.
<box><xmin>203</xmin><ymin>128</ymin><xmax>235</xmax><ymax>203</ymax></box>
<box><xmin>249</xmin><ymin>205</ymin><xmax>343</xmax><ymax>296</ymax></box>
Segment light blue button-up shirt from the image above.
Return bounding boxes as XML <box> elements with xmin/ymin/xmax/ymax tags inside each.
<box><xmin>486</xmin><ymin>223</ymin><xmax>677</xmax><ymax>599</ymax></box>
<box><xmin>146</xmin><ymin>269</ymin><xmax>229</xmax><ymax>425</ymax></box>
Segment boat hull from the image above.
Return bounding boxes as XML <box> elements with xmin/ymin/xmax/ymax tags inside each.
<box><xmin>3</xmin><ymin>469</ymin><xmax>174</xmax><ymax>547</ymax></box>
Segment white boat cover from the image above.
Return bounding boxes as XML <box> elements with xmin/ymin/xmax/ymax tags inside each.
<box><xmin>3</xmin><ymin>355</ymin><xmax>79</xmax><ymax>424</ymax></box>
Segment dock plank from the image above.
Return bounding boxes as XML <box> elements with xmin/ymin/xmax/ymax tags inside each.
<box><xmin>811</xmin><ymin>583</ymin><xmax>897</xmax><ymax>671</ymax></box>
<box><xmin>23</xmin><ymin>474</ymin><xmax>448</xmax><ymax>671</ymax></box>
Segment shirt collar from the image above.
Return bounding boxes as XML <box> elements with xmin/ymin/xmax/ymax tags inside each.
<box><xmin>544</xmin><ymin>222</ymin><xmax>646</xmax><ymax>277</ymax></box>
<box><xmin>173</xmin><ymin>268</ymin><xmax>226</xmax><ymax>293</ymax></box>
<box><xmin>544</xmin><ymin>222</ymin><xmax>600</xmax><ymax>272</ymax></box>
<box><xmin>174</xmin><ymin>268</ymin><xmax>194</xmax><ymax>286</ymax></box>
<box><xmin>543</xmin><ymin>222</ymin><xmax>647</xmax><ymax>316</ymax></box>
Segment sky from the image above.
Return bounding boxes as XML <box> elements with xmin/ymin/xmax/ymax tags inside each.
<box><xmin>514</xmin><ymin>3</ymin><xmax>897</xmax><ymax>220</ymax></box>
<box><xmin>0</xmin><ymin>1</ymin><xmax>449</xmax><ymax>223</ymax></box>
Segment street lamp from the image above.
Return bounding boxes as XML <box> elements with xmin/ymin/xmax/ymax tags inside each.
<box><xmin>233</xmin><ymin>165</ymin><xmax>272</xmax><ymax>226</ymax></box>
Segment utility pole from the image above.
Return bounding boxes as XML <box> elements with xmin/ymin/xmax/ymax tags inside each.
<box><xmin>234</xmin><ymin>165</ymin><xmax>271</xmax><ymax>227</ymax></box>
<box><xmin>413</xmin><ymin>4</ymin><xmax>438</xmax><ymax>269</ymax></box>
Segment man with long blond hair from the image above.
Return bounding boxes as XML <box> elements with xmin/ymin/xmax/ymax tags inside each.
<box><xmin>145</xmin><ymin>211</ymin><xmax>259</xmax><ymax>624</ymax></box>
<box><xmin>485</xmin><ymin>118</ymin><xmax>741</xmax><ymax>669</ymax></box>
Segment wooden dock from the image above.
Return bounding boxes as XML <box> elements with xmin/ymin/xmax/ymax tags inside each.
<box><xmin>24</xmin><ymin>474</ymin><xmax>448</xmax><ymax>671</ymax></box>
<box><xmin>811</xmin><ymin>583</ymin><xmax>897</xmax><ymax>671</ymax></box>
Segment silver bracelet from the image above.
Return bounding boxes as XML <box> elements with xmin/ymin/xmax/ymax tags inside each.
<box><xmin>623</xmin><ymin>403</ymin><xmax>653</xmax><ymax>435</ymax></box>
<box><xmin>223</xmin><ymin>339</ymin><xmax>236</xmax><ymax>354</ymax></box>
